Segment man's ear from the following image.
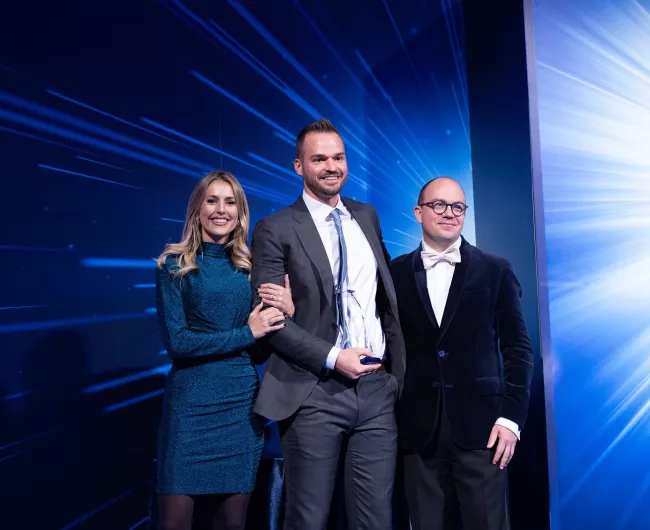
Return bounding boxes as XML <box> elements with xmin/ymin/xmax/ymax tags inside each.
<box><xmin>414</xmin><ymin>205</ymin><xmax>423</xmax><ymax>224</ymax></box>
<box><xmin>294</xmin><ymin>158</ymin><xmax>303</xmax><ymax>176</ymax></box>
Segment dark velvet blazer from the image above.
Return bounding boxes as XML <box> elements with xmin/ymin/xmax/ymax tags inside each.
<box><xmin>390</xmin><ymin>237</ymin><xmax>534</xmax><ymax>450</ymax></box>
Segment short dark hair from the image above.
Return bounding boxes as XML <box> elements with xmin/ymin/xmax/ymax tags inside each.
<box><xmin>417</xmin><ymin>176</ymin><xmax>461</xmax><ymax>204</ymax></box>
<box><xmin>295</xmin><ymin>118</ymin><xmax>341</xmax><ymax>159</ymax></box>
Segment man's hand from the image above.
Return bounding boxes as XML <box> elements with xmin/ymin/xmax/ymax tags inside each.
<box><xmin>487</xmin><ymin>424</ymin><xmax>517</xmax><ymax>469</ymax></box>
<box><xmin>335</xmin><ymin>348</ymin><xmax>377</xmax><ymax>379</ymax></box>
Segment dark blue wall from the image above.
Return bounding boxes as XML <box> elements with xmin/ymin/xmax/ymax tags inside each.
<box><xmin>0</xmin><ymin>1</ymin><xmax>470</xmax><ymax>528</ymax></box>
<box><xmin>461</xmin><ymin>0</ymin><xmax>550</xmax><ymax>529</ymax></box>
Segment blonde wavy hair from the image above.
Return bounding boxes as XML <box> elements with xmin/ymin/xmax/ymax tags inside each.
<box><xmin>156</xmin><ymin>171</ymin><xmax>252</xmax><ymax>276</ymax></box>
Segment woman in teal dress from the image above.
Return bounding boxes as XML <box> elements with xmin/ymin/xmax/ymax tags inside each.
<box><xmin>154</xmin><ymin>171</ymin><xmax>294</xmax><ymax>530</ymax></box>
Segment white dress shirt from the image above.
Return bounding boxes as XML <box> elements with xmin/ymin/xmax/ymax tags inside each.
<box><xmin>422</xmin><ymin>237</ymin><xmax>520</xmax><ymax>439</ymax></box>
<box><xmin>302</xmin><ymin>191</ymin><xmax>385</xmax><ymax>369</ymax></box>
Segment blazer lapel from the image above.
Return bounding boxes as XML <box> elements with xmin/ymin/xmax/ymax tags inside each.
<box><xmin>438</xmin><ymin>239</ymin><xmax>471</xmax><ymax>339</ymax></box>
<box><xmin>412</xmin><ymin>246</ymin><xmax>439</xmax><ymax>331</ymax></box>
<box><xmin>345</xmin><ymin>200</ymin><xmax>397</xmax><ymax>307</ymax></box>
<box><xmin>292</xmin><ymin>197</ymin><xmax>335</xmax><ymax>309</ymax></box>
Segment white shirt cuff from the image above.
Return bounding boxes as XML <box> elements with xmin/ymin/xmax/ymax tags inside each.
<box><xmin>325</xmin><ymin>346</ymin><xmax>342</xmax><ymax>370</ymax></box>
<box><xmin>495</xmin><ymin>417</ymin><xmax>520</xmax><ymax>440</ymax></box>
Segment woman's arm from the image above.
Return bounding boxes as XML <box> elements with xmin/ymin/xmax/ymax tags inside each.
<box><xmin>156</xmin><ymin>264</ymin><xmax>256</xmax><ymax>359</ymax></box>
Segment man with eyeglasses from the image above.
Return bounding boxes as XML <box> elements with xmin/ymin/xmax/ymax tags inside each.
<box><xmin>390</xmin><ymin>177</ymin><xmax>533</xmax><ymax>530</ymax></box>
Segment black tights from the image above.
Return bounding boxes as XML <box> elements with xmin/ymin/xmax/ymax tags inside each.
<box><xmin>158</xmin><ymin>493</ymin><xmax>251</xmax><ymax>530</ymax></box>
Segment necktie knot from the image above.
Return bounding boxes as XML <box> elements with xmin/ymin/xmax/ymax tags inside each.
<box><xmin>421</xmin><ymin>246</ymin><xmax>461</xmax><ymax>270</ymax></box>
<box><xmin>330</xmin><ymin>208</ymin><xmax>343</xmax><ymax>226</ymax></box>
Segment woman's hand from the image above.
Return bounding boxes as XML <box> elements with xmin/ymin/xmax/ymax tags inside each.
<box><xmin>258</xmin><ymin>274</ymin><xmax>295</xmax><ymax>318</ymax></box>
<box><xmin>248</xmin><ymin>302</ymin><xmax>285</xmax><ymax>339</ymax></box>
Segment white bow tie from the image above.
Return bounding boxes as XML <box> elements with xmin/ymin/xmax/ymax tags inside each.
<box><xmin>421</xmin><ymin>246</ymin><xmax>461</xmax><ymax>269</ymax></box>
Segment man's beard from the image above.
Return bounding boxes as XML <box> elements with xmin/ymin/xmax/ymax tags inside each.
<box><xmin>315</xmin><ymin>171</ymin><xmax>345</xmax><ymax>196</ymax></box>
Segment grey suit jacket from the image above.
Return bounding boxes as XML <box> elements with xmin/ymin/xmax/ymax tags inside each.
<box><xmin>250</xmin><ymin>195</ymin><xmax>406</xmax><ymax>421</ymax></box>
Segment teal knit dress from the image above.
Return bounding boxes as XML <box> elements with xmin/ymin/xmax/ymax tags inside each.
<box><xmin>155</xmin><ymin>242</ymin><xmax>263</xmax><ymax>494</ymax></box>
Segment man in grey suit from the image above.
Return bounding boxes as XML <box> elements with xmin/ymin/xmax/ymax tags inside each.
<box><xmin>250</xmin><ymin>118</ymin><xmax>406</xmax><ymax>529</ymax></box>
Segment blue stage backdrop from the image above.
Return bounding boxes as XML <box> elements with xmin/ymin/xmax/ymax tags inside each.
<box><xmin>0</xmin><ymin>1</ymin><xmax>472</xmax><ymax>528</ymax></box>
<box><xmin>531</xmin><ymin>0</ymin><xmax>650</xmax><ymax>528</ymax></box>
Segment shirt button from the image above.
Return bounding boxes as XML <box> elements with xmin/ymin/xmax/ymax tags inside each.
<box><xmin>432</xmin><ymin>381</ymin><xmax>439</xmax><ymax>388</ymax></box>
<box><xmin>331</xmin><ymin>323</ymin><xmax>337</xmax><ymax>330</ymax></box>
<box><xmin>438</xmin><ymin>350</ymin><xmax>446</xmax><ymax>358</ymax></box>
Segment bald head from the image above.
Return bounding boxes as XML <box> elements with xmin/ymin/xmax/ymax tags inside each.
<box><xmin>415</xmin><ymin>176</ymin><xmax>467</xmax><ymax>252</ymax></box>
<box><xmin>417</xmin><ymin>177</ymin><xmax>466</xmax><ymax>205</ymax></box>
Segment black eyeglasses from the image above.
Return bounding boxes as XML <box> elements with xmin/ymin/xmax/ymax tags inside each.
<box><xmin>418</xmin><ymin>200</ymin><xmax>468</xmax><ymax>217</ymax></box>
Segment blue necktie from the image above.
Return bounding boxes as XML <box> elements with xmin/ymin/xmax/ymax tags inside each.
<box><xmin>330</xmin><ymin>208</ymin><xmax>351</xmax><ymax>349</ymax></box>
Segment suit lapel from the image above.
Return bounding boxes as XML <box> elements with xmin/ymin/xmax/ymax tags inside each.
<box><xmin>438</xmin><ymin>239</ymin><xmax>471</xmax><ymax>339</ymax></box>
<box><xmin>412</xmin><ymin>246</ymin><xmax>439</xmax><ymax>331</ymax></box>
<box><xmin>292</xmin><ymin>197</ymin><xmax>335</xmax><ymax>309</ymax></box>
<box><xmin>345</xmin><ymin>200</ymin><xmax>397</xmax><ymax>306</ymax></box>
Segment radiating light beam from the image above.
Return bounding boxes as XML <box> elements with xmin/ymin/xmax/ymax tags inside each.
<box><xmin>0</xmin><ymin>305</ymin><xmax>47</xmax><ymax>311</ymax></box>
<box><xmin>127</xmin><ymin>516</ymin><xmax>150</xmax><ymax>530</ymax></box>
<box><xmin>0</xmin><ymin>311</ymin><xmax>154</xmax><ymax>334</ymax></box>
<box><xmin>380</xmin><ymin>0</ymin><xmax>426</xmax><ymax>92</ymax></box>
<box><xmin>76</xmin><ymin>156</ymin><xmax>129</xmax><ymax>171</ymax></box>
<box><xmin>47</xmin><ymin>90</ymin><xmax>183</xmax><ymax>144</ymax></box>
<box><xmin>533</xmin><ymin>1</ymin><xmax>650</xmax><ymax>526</ymax></box>
<box><xmin>0</xmin><ymin>429</ymin><xmax>57</xmax><ymax>451</ymax></box>
<box><xmin>38</xmin><ymin>164</ymin><xmax>140</xmax><ymax>189</ymax></box>
<box><xmin>384</xmin><ymin>239</ymin><xmax>412</xmax><ymax>249</ymax></box>
<box><xmin>103</xmin><ymin>389</ymin><xmax>165</xmax><ymax>413</ymax></box>
<box><xmin>81</xmin><ymin>258</ymin><xmax>155</xmax><ymax>269</ymax></box>
<box><xmin>60</xmin><ymin>483</ymin><xmax>146</xmax><ymax>529</ymax></box>
<box><xmin>0</xmin><ymin>244</ymin><xmax>72</xmax><ymax>252</ymax></box>
<box><xmin>82</xmin><ymin>364</ymin><xmax>171</xmax><ymax>394</ymax></box>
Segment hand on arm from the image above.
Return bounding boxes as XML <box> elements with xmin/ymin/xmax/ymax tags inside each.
<box><xmin>250</xmin><ymin>220</ymin><xmax>333</xmax><ymax>372</ymax></box>
<box><xmin>248</xmin><ymin>302</ymin><xmax>286</xmax><ymax>338</ymax></box>
<box><xmin>258</xmin><ymin>274</ymin><xmax>295</xmax><ymax>318</ymax></box>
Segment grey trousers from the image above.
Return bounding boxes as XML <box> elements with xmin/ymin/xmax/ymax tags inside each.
<box><xmin>279</xmin><ymin>370</ymin><xmax>399</xmax><ymax>530</ymax></box>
